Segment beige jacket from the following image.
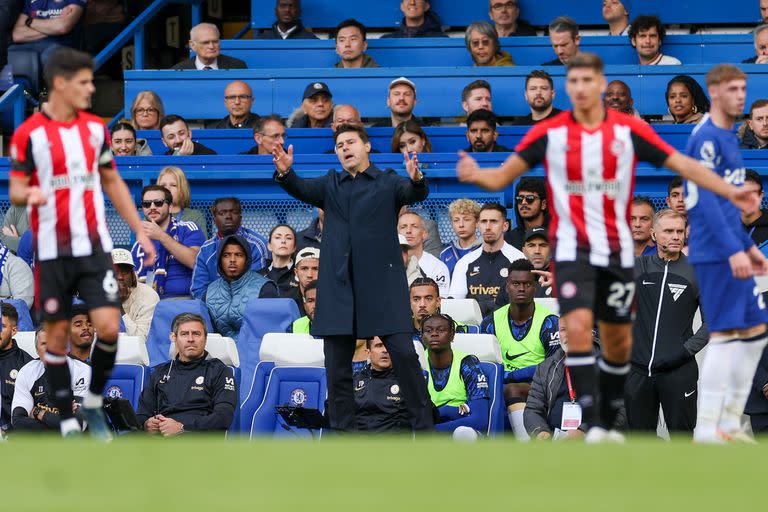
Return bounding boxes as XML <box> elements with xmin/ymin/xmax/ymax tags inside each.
<box><xmin>123</xmin><ymin>283</ymin><xmax>160</xmax><ymax>343</ymax></box>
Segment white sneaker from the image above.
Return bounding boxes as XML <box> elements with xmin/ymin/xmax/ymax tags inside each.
<box><xmin>585</xmin><ymin>426</ymin><xmax>608</xmax><ymax>444</ymax></box>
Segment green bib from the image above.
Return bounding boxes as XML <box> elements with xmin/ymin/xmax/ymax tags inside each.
<box><xmin>493</xmin><ymin>303</ymin><xmax>554</xmax><ymax>372</ymax></box>
<box><xmin>426</xmin><ymin>349</ymin><xmax>469</xmax><ymax>407</ymax></box>
<box><xmin>292</xmin><ymin>316</ymin><xmax>311</xmax><ymax>334</ymax></box>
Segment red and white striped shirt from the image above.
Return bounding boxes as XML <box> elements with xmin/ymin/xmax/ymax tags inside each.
<box><xmin>9</xmin><ymin>111</ymin><xmax>115</xmax><ymax>261</ymax></box>
<box><xmin>515</xmin><ymin>110</ymin><xmax>674</xmax><ymax>269</ymax></box>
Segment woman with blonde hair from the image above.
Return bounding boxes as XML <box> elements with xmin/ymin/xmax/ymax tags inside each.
<box><xmin>156</xmin><ymin>166</ymin><xmax>208</xmax><ymax>237</ymax></box>
<box><xmin>130</xmin><ymin>91</ymin><xmax>165</xmax><ymax>130</ymax></box>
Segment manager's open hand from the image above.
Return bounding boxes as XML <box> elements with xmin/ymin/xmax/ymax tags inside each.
<box><xmin>403</xmin><ymin>150</ymin><xmax>422</xmax><ymax>181</ymax></box>
<box><xmin>273</xmin><ymin>144</ymin><xmax>294</xmax><ymax>175</ymax></box>
<box><xmin>456</xmin><ymin>151</ymin><xmax>479</xmax><ymax>184</ymax></box>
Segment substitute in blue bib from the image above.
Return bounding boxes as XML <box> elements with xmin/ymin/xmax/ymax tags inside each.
<box><xmin>422</xmin><ymin>313</ymin><xmax>489</xmax><ymax>435</ymax></box>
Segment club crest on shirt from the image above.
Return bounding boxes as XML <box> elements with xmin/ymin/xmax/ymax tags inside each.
<box><xmin>699</xmin><ymin>141</ymin><xmax>715</xmax><ymax>162</ymax></box>
<box><xmin>9</xmin><ymin>369</ymin><xmax>18</xmax><ymax>380</ymax></box>
<box><xmin>610</xmin><ymin>139</ymin><xmax>625</xmax><ymax>156</ymax></box>
<box><xmin>499</xmin><ymin>268</ymin><xmax>509</xmax><ymax>278</ymax></box>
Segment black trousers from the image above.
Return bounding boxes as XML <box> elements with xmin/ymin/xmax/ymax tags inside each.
<box><xmin>324</xmin><ymin>333</ymin><xmax>433</xmax><ymax>432</ymax></box>
<box><xmin>624</xmin><ymin>359</ymin><xmax>699</xmax><ymax>433</ymax></box>
<box><xmin>750</xmin><ymin>413</ymin><xmax>768</xmax><ymax>434</ymax></box>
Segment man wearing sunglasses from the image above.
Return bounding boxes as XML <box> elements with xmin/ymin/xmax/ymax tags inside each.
<box><xmin>207</xmin><ymin>81</ymin><xmax>260</xmax><ymax>130</ymax></box>
<box><xmin>505</xmin><ymin>177</ymin><xmax>549</xmax><ymax>250</ymax></box>
<box><xmin>131</xmin><ymin>185</ymin><xmax>205</xmax><ymax>299</ymax></box>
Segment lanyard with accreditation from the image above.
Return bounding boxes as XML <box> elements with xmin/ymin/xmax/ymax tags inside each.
<box><xmin>561</xmin><ymin>367</ymin><xmax>582</xmax><ymax>430</ymax></box>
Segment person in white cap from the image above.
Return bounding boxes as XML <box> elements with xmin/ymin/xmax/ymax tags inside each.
<box><xmin>371</xmin><ymin>77</ymin><xmax>429</xmax><ymax>128</ymax></box>
<box><xmin>112</xmin><ymin>249</ymin><xmax>159</xmax><ymax>343</ymax></box>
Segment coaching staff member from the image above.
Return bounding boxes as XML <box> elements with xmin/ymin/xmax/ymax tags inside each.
<box><xmin>273</xmin><ymin>124</ymin><xmax>433</xmax><ymax>431</ymax></box>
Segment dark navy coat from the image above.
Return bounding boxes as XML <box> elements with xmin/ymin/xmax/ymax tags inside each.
<box><xmin>275</xmin><ymin>165</ymin><xmax>428</xmax><ymax>337</ymax></box>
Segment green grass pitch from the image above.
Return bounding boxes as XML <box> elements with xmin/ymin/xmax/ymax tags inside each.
<box><xmin>1</xmin><ymin>436</ymin><xmax>763</xmax><ymax>511</ymax></box>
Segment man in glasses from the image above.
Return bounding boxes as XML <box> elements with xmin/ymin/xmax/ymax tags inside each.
<box><xmin>172</xmin><ymin>23</ymin><xmax>246</xmax><ymax>70</ymax></box>
<box><xmin>488</xmin><ymin>0</ymin><xmax>536</xmax><ymax>37</ymax></box>
<box><xmin>505</xmin><ymin>177</ymin><xmax>549</xmax><ymax>250</ymax></box>
<box><xmin>131</xmin><ymin>185</ymin><xmax>205</xmax><ymax>299</ymax></box>
<box><xmin>241</xmin><ymin>115</ymin><xmax>286</xmax><ymax>156</ymax></box>
<box><xmin>208</xmin><ymin>81</ymin><xmax>260</xmax><ymax>130</ymax></box>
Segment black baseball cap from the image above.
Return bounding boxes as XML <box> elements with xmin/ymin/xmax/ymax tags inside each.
<box><xmin>523</xmin><ymin>227</ymin><xmax>548</xmax><ymax>243</ymax></box>
<box><xmin>303</xmin><ymin>82</ymin><xmax>333</xmax><ymax>100</ymax></box>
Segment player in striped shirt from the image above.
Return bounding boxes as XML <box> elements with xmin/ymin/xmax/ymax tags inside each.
<box><xmin>456</xmin><ymin>53</ymin><xmax>758</xmax><ymax>442</ymax></box>
<box><xmin>8</xmin><ymin>49</ymin><xmax>155</xmax><ymax>439</ymax></box>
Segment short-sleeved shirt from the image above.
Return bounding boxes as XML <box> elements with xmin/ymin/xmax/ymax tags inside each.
<box><xmin>515</xmin><ymin>109</ymin><xmax>675</xmax><ymax>269</ymax></box>
<box><xmin>10</xmin><ymin>111</ymin><xmax>115</xmax><ymax>261</ymax></box>
<box><xmin>23</xmin><ymin>0</ymin><xmax>87</xmax><ymax>47</ymax></box>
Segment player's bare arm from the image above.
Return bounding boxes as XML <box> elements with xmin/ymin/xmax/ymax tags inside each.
<box><xmin>9</xmin><ymin>174</ymin><xmax>46</xmax><ymax>207</ymax></box>
<box><xmin>456</xmin><ymin>151</ymin><xmax>530</xmax><ymax>191</ymax></box>
<box><xmin>99</xmin><ymin>167</ymin><xmax>156</xmax><ymax>266</ymax></box>
<box><xmin>141</xmin><ymin>220</ymin><xmax>199</xmax><ymax>269</ymax></box>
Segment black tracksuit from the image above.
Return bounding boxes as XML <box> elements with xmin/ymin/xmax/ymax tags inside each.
<box><xmin>626</xmin><ymin>253</ymin><xmax>709</xmax><ymax>433</ymax></box>
<box><xmin>354</xmin><ymin>364</ymin><xmax>410</xmax><ymax>433</ymax></box>
<box><xmin>136</xmin><ymin>353</ymin><xmax>237</xmax><ymax>434</ymax></box>
<box><xmin>745</xmin><ymin>346</ymin><xmax>768</xmax><ymax>433</ymax></box>
<box><xmin>0</xmin><ymin>341</ymin><xmax>33</xmax><ymax>430</ymax></box>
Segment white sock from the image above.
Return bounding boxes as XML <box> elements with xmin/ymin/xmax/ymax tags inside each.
<box><xmin>82</xmin><ymin>391</ymin><xmax>104</xmax><ymax>409</ymax></box>
<box><xmin>60</xmin><ymin>417</ymin><xmax>81</xmax><ymax>436</ymax></box>
<box><xmin>719</xmin><ymin>335</ymin><xmax>768</xmax><ymax>434</ymax></box>
<box><xmin>508</xmin><ymin>409</ymin><xmax>530</xmax><ymax>442</ymax></box>
<box><xmin>694</xmin><ymin>338</ymin><xmax>732</xmax><ymax>441</ymax></box>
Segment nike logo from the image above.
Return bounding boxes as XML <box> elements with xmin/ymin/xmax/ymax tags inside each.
<box><xmin>642</xmin><ymin>280</ymin><xmax>655</xmax><ymax>285</ymax></box>
<box><xmin>505</xmin><ymin>350</ymin><xmax>530</xmax><ymax>361</ymax></box>
<box><xmin>684</xmin><ymin>390</ymin><xmax>696</xmax><ymax>398</ymax></box>
<box><xmin>469</xmin><ymin>271</ymin><xmax>480</xmax><ymax>277</ymax></box>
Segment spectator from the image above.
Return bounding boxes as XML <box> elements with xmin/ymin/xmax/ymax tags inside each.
<box><xmin>10</xmin><ymin>0</ymin><xmax>86</xmax><ymax>66</ymax></box>
<box><xmin>191</xmin><ymin>197</ymin><xmax>270</xmax><ymax>299</ymax></box>
<box><xmin>763</xmin><ymin>0</ymin><xmax>768</xmax><ymax>24</ymax></box>
<box><xmin>392</xmin><ymin>120</ymin><xmax>433</xmax><ymax>154</ymax></box>
<box><xmin>512</xmin><ymin>70</ymin><xmax>562</xmax><ymax>125</ymax></box>
<box><xmin>136</xmin><ymin>313</ymin><xmax>237</xmax><ymax>436</ymax></box>
<box><xmin>11</xmin><ymin>327</ymin><xmax>91</xmax><ymax>432</ymax></box>
<box><xmin>604</xmin><ymin>80</ymin><xmax>639</xmax><ymax>117</ymax></box>
<box><xmin>506</xmin><ymin>177</ymin><xmax>549</xmax><ymax>249</ymax></box>
<box><xmin>741</xmin><ymin>169</ymin><xmax>768</xmax><ymax>246</ymax></box>
<box><xmin>0</xmin><ymin>302</ymin><xmax>33</xmax><ymax>432</ymax></box>
<box><xmin>489</xmin><ymin>0</ymin><xmax>536</xmax><ymax>37</ymax></box>
<box><xmin>112</xmin><ymin>249</ymin><xmax>159</xmax><ymax>344</ymax></box>
<box><xmin>157</xmin><ymin>166</ymin><xmax>209</xmax><ymax>238</ymax></box>
<box><xmin>241</xmin><ymin>115</ymin><xmax>286</xmax><ymax>155</ymax></box>
<box><xmin>256</xmin><ymin>0</ymin><xmax>318</xmax><ymax>40</ymax></box>
<box><xmin>448</xmin><ymin>203</ymin><xmax>525</xmax><ymax>316</ymax></box>
<box><xmin>296</xmin><ymin>208</ymin><xmax>323</xmax><ymax>251</ymax></box>
<box><xmin>665</xmin><ymin>75</ymin><xmax>709</xmax><ymax>124</ymax></box>
<box><xmin>289</xmin><ymin>82</ymin><xmax>333</xmax><ymax>128</ymax></box>
<box><xmin>603</xmin><ymin>0</ymin><xmax>631</xmax><ymax>36</ymax></box>
<box><xmin>480</xmin><ymin>258</ymin><xmax>560</xmax><ymax>440</ymax></box>
<box><xmin>371</xmin><ymin>77</ymin><xmax>426</xmax><ymax>128</ymax></box>
<box><xmin>171</xmin><ymin>23</ymin><xmax>246</xmax><ymax>70</ymax></box>
<box><xmin>381</xmin><ymin>0</ymin><xmax>447</xmax><ymax>39</ymax></box>
<box><xmin>398</xmin><ymin>211</ymin><xmax>451</xmax><ymax>297</ymax></box>
<box><xmin>629</xmin><ymin>15</ymin><xmax>681</xmax><ymax>65</ymax></box>
<box><xmin>110</xmin><ymin>122</ymin><xmax>152</xmax><ymax>157</ymax></box>
<box><xmin>745</xmin><ymin>346</ymin><xmax>768</xmax><ymax>433</ymax></box>
<box><xmin>409</xmin><ymin>277</ymin><xmax>472</xmax><ymax>337</ymax></box>
<box><xmin>290</xmin><ymin>280</ymin><xmax>317</xmax><ymax>334</ymax></box>
<box><xmin>286</xmin><ymin>248</ymin><xmax>319</xmax><ymax>316</ymax></box>
<box><xmin>401</xmin><ymin>234</ymin><xmax>424</xmax><ymax>286</ymax></box>
<box><xmin>739</xmin><ymin>99</ymin><xmax>768</xmax><ymax>149</ymax></box>
<box><xmin>207</xmin><ymin>81</ymin><xmax>260</xmax><ymax>130</ymax></box>
<box><xmin>330</xmin><ymin>105</ymin><xmax>363</xmax><ymax>131</ymax></box>
<box><xmin>1</xmin><ymin>204</ymin><xmax>28</xmax><ymax>253</ymax></box>
<box><xmin>131</xmin><ymin>185</ymin><xmax>205</xmax><ymax>299</ymax></box>
<box><xmin>743</xmin><ymin>24</ymin><xmax>768</xmax><ymax>64</ymax></box>
<box><xmin>631</xmin><ymin>197</ymin><xmax>656</xmax><ymax>257</ymax></box>
<box><xmin>464</xmin><ymin>109</ymin><xmax>511</xmax><ymax>153</ymax></box>
<box><xmin>129</xmin><ymin>91</ymin><xmax>164</xmax><ymax>131</ymax></box>
<box><xmin>542</xmin><ymin>16</ymin><xmax>580</xmax><ymax>66</ymax></box>
<box><xmin>461</xmin><ymin>80</ymin><xmax>493</xmax><ymax>117</ymax></box>
<box><xmin>665</xmin><ymin>176</ymin><xmax>687</xmax><ymax>216</ymax></box>
<box><xmin>0</xmin><ymin>240</ymin><xmax>33</xmax><ymax>308</ymax></box>
<box><xmin>521</xmin><ymin>228</ymin><xmax>554</xmax><ymax>297</ymax></box>
<box><xmin>465</xmin><ymin>21</ymin><xmax>514</xmax><ymax>67</ymax></box>
<box><xmin>67</xmin><ymin>304</ymin><xmax>94</xmax><ymax>364</ymax></box>
<box><xmin>160</xmin><ymin>115</ymin><xmax>217</xmax><ymax>156</ymax></box>
<box><xmin>206</xmin><ymin>235</ymin><xmax>279</xmax><ymax>341</ymax></box>
<box><xmin>354</xmin><ymin>336</ymin><xmax>411</xmax><ymax>432</ymax></box>
<box><xmin>423</xmin><ymin>313</ymin><xmax>490</xmax><ymax>434</ymax></box>
<box><xmin>440</xmin><ymin>199</ymin><xmax>481</xmax><ymax>277</ymax></box>
<box><xmin>260</xmin><ymin>224</ymin><xmax>298</xmax><ymax>296</ymax></box>
<box><xmin>627</xmin><ymin>209</ymin><xmax>708</xmax><ymax>434</ymax></box>
<box><xmin>334</xmin><ymin>19</ymin><xmax>378</xmax><ymax>68</ymax></box>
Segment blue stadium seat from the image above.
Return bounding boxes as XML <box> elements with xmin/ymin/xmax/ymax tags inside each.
<box><xmin>463</xmin><ymin>324</ymin><xmax>480</xmax><ymax>334</ymax></box>
<box><xmin>145</xmin><ymin>299</ymin><xmax>214</xmax><ymax>367</ymax></box>
<box><xmin>0</xmin><ymin>299</ymin><xmax>33</xmax><ymax>331</ymax></box>
<box><xmin>6</xmin><ymin>47</ymin><xmax>40</xmax><ymax>96</ymax></box>
<box><xmin>238</xmin><ymin>360</ymin><xmax>275</xmax><ymax>432</ymax></box>
<box><xmin>104</xmin><ymin>364</ymin><xmax>146</xmax><ymax>409</ymax></box>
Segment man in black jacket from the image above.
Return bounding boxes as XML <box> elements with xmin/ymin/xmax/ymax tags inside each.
<box><xmin>504</xmin><ymin>177</ymin><xmax>549</xmax><ymax>249</ymax></box>
<box><xmin>160</xmin><ymin>115</ymin><xmax>217</xmax><ymax>156</ymax></box>
<box><xmin>136</xmin><ymin>313</ymin><xmax>237</xmax><ymax>436</ymax></box>
<box><xmin>256</xmin><ymin>0</ymin><xmax>318</xmax><ymax>40</ymax></box>
<box><xmin>381</xmin><ymin>0</ymin><xmax>447</xmax><ymax>38</ymax></box>
<box><xmin>741</xmin><ymin>169</ymin><xmax>768</xmax><ymax>246</ymax></box>
<box><xmin>626</xmin><ymin>209</ymin><xmax>708</xmax><ymax>433</ymax></box>
<box><xmin>0</xmin><ymin>302</ymin><xmax>32</xmax><ymax>432</ymax></box>
<box><xmin>171</xmin><ymin>23</ymin><xmax>247</xmax><ymax>70</ymax></box>
<box><xmin>354</xmin><ymin>337</ymin><xmax>411</xmax><ymax>432</ymax></box>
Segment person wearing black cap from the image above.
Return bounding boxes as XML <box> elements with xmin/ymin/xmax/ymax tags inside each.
<box><xmin>496</xmin><ymin>227</ymin><xmax>554</xmax><ymax>305</ymax></box>
<box><xmin>371</xmin><ymin>77</ymin><xmax>430</xmax><ymax>128</ymax></box>
<box><xmin>289</xmin><ymin>82</ymin><xmax>333</xmax><ymax>128</ymax></box>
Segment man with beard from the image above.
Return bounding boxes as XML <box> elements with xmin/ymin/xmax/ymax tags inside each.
<box><xmin>604</xmin><ymin>80</ymin><xmax>640</xmax><ymax>117</ymax></box>
<box><xmin>371</xmin><ymin>77</ymin><xmax>429</xmax><ymax>128</ymax></box>
<box><xmin>68</xmin><ymin>305</ymin><xmax>94</xmax><ymax>364</ymax></box>
<box><xmin>0</xmin><ymin>302</ymin><xmax>32</xmax><ymax>433</ymax></box>
<box><xmin>463</xmin><ymin>110</ymin><xmax>511</xmax><ymax>153</ymax></box>
<box><xmin>739</xmin><ymin>100</ymin><xmax>768</xmax><ymax>149</ymax></box>
<box><xmin>505</xmin><ymin>177</ymin><xmax>549</xmax><ymax>249</ymax></box>
<box><xmin>409</xmin><ymin>277</ymin><xmax>470</xmax><ymax>339</ymax></box>
<box><xmin>513</xmin><ymin>70</ymin><xmax>562</xmax><ymax>125</ymax></box>
<box><xmin>112</xmin><ymin>249</ymin><xmax>159</xmax><ymax>343</ymax></box>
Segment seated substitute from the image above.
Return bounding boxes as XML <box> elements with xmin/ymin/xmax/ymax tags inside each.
<box><xmin>160</xmin><ymin>115</ymin><xmax>217</xmax><ymax>156</ymax></box>
<box><xmin>381</xmin><ymin>0</ymin><xmax>447</xmax><ymax>38</ymax></box>
<box><xmin>512</xmin><ymin>70</ymin><xmax>562</xmax><ymax>126</ymax></box>
<box><xmin>171</xmin><ymin>23</ymin><xmax>246</xmax><ymax>69</ymax></box>
<box><xmin>410</xmin><ymin>277</ymin><xmax>470</xmax><ymax>339</ymax></box>
<box><xmin>334</xmin><ymin>19</ymin><xmax>378</xmax><ymax>68</ymax></box>
<box><xmin>205</xmin><ymin>235</ymin><xmax>279</xmax><ymax>341</ymax></box>
<box><xmin>131</xmin><ymin>185</ymin><xmax>204</xmax><ymax>299</ymax></box>
<box><xmin>112</xmin><ymin>249</ymin><xmax>159</xmax><ymax>344</ymax></box>
<box><xmin>398</xmin><ymin>211</ymin><xmax>451</xmax><ymax>296</ymax></box>
<box><xmin>290</xmin><ymin>280</ymin><xmax>317</xmax><ymax>334</ymax></box>
<box><xmin>480</xmin><ymin>258</ymin><xmax>560</xmax><ymax>440</ymax></box>
<box><xmin>464</xmin><ymin>109</ymin><xmax>511</xmax><ymax>153</ymax></box>
<box><xmin>422</xmin><ymin>313</ymin><xmax>490</xmax><ymax>434</ymax></box>
<box><xmin>465</xmin><ymin>21</ymin><xmax>514</xmax><ymax>67</ymax></box>
<box><xmin>440</xmin><ymin>198</ymin><xmax>481</xmax><ymax>277</ymax></box>
<box><xmin>354</xmin><ymin>336</ymin><xmax>411</xmax><ymax>432</ymax></box>
<box><xmin>255</xmin><ymin>0</ymin><xmax>318</xmax><ymax>40</ymax></box>
<box><xmin>285</xmin><ymin>248</ymin><xmax>319</xmax><ymax>316</ymax></box>
<box><xmin>0</xmin><ymin>302</ymin><xmax>33</xmax><ymax>432</ymax></box>
<box><xmin>11</xmin><ymin>327</ymin><xmax>90</xmax><ymax>432</ymax></box>
<box><xmin>206</xmin><ymin>81</ymin><xmax>260</xmax><ymax>130</ymax></box>
<box><xmin>135</xmin><ymin>313</ymin><xmax>237</xmax><ymax>436</ymax></box>
<box><xmin>68</xmin><ymin>304</ymin><xmax>94</xmax><ymax>364</ymax></box>
<box><xmin>739</xmin><ymin>100</ymin><xmax>768</xmax><ymax>150</ymax></box>
<box><xmin>241</xmin><ymin>115</ymin><xmax>287</xmax><ymax>156</ymax></box>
